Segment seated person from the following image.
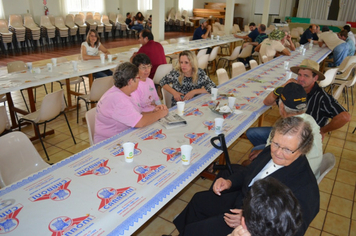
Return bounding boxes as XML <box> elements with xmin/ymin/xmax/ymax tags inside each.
<box><xmin>343</xmin><ymin>24</ymin><xmax>356</xmax><ymax>46</ymax></box>
<box><xmin>228</xmin><ymin>177</ymin><xmax>302</xmax><ymax>236</ymax></box>
<box><xmin>173</xmin><ymin>117</ymin><xmax>319</xmax><ymax>236</ymax></box>
<box><xmin>159</xmin><ymin>50</ymin><xmax>216</xmax><ymax>107</ymax></box>
<box><xmin>125</xmin><ymin>12</ymin><xmax>133</xmax><ymax>29</ymax></box>
<box><xmin>93</xmin><ymin>62</ymin><xmax>168</xmax><ymax>144</ymax></box>
<box><xmin>131</xmin><ymin>53</ymin><xmax>162</xmax><ymax>112</ymax></box>
<box><xmin>255</xmin><ymin>29</ymin><xmax>291</xmax><ymax>61</ymax></box>
<box><xmin>338</xmin><ymin>29</ymin><xmax>355</xmax><ymax>57</ymax></box>
<box><xmin>81</xmin><ymin>29</ymin><xmax>113</xmax><ymax>78</ymax></box>
<box><xmin>147</xmin><ymin>15</ymin><xmax>152</xmax><ymax>29</ymax></box>
<box><xmin>131</xmin><ymin>12</ymin><xmax>144</xmax><ymax>33</ymax></box>
<box><xmin>193</xmin><ymin>19</ymin><xmax>211</xmax><ymax>40</ymax></box>
<box><xmin>281</xmin><ymin>30</ymin><xmax>296</xmax><ymax>51</ymax></box>
<box><xmin>300</xmin><ymin>24</ymin><xmax>317</xmax><ymax>45</ymax></box>
<box><xmin>234</xmin><ymin>22</ymin><xmax>259</xmax><ymax>42</ymax></box>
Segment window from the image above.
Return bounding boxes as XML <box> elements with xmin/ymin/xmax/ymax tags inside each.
<box><xmin>66</xmin><ymin>0</ymin><xmax>104</xmax><ymax>13</ymax></box>
<box><xmin>0</xmin><ymin>0</ymin><xmax>5</xmax><ymax>19</ymax></box>
<box><xmin>178</xmin><ymin>0</ymin><xmax>193</xmax><ymax>14</ymax></box>
<box><xmin>138</xmin><ymin>0</ymin><xmax>152</xmax><ymax>12</ymax></box>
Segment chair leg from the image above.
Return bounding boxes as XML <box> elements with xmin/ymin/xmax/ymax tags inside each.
<box><xmin>34</xmin><ymin>123</ymin><xmax>50</xmax><ymax>161</ymax></box>
<box><xmin>63</xmin><ymin>112</ymin><xmax>76</xmax><ymax>144</ymax></box>
<box><xmin>82</xmin><ymin>78</ymin><xmax>87</xmax><ymax>94</ymax></box>
<box><xmin>351</xmin><ymin>86</ymin><xmax>354</xmax><ymax>106</ymax></box>
<box><xmin>43</xmin><ymin>122</ymin><xmax>47</xmax><ymax>139</ymax></box>
<box><xmin>20</xmin><ymin>90</ymin><xmax>30</xmax><ymax>112</ymax></box>
<box><xmin>76</xmin><ymin>97</ymin><xmax>80</xmax><ymax>123</ymax></box>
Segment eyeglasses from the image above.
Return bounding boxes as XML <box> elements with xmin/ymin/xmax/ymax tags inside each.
<box><xmin>139</xmin><ymin>65</ymin><xmax>152</xmax><ymax>70</ymax></box>
<box><xmin>270</xmin><ymin>141</ymin><xmax>299</xmax><ymax>155</ymax></box>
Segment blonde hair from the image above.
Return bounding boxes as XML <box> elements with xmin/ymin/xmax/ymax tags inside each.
<box><xmin>86</xmin><ymin>29</ymin><xmax>100</xmax><ymax>47</ymax></box>
<box><xmin>176</xmin><ymin>50</ymin><xmax>199</xmax><ymax>85</ymax></box>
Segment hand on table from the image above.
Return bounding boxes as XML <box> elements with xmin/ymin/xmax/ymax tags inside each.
<box><xmin>224</xmin><ymin>209</ymin><xmax>243</xmax><ymax>228</ymax></box>
<box><xmin>154</xmin><ymin>104</ymin><xmax>168</xmax><ymax>111</ymax></box>
<box><xmin>212</xmin><ymin>178</ymin><xmax>232</xmax><ymax>196</ymax></box>
<box><xmin>183</xmin><ymin>91</ymin><xmax>196</xmax><ymax>100</ymax></box>
<box><xmin>173</xmin><ymin>91</ymin><xmax>184</xmax><ymax>102</ymax></box>
<box><xmin>227</xmin><ymin>225</ymin><xmax>251</xmax><ymax>236</ymax></box>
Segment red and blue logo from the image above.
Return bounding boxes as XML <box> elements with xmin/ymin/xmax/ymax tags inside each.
<box><xmin>112</xmin><ymin>143</ymin><xmax>142</xmax><ymax>157</ymax></box>
<box><xmin>97</xmin><ymin>187</ymin><xmax>135</xmax><ymax>212</ymax></box>
<box><xmin>0</xmin><ymin>204</ymin><xmax>23</xmax><ymax>234</ymax></box>
<box><xmin>162</xmin><ymin>147</ymin><xmax>181</xmax><ymax>162</ymax></box>
<box><xmin>76</xmin><ymin>159</ymin><xmax>111</xmax><ymax>177</ymax></box>
<box><xmin>48</xmin><ymin>215</ymin><xmax>95</xmax><ymax>236</ymax></box>
<box><xmin>134</xmin><ymin>165</ymin><xmax>165</xmax><ymax>183</ymax></box>
<box><xmin>29</xmin><ymin>178</ymin><xmax>72</xmax><ymax>202</ymax></box>
<box><xmin>185</xmin><ymin>108</ymin><xmax>203</xmax><ymax>116</ymax></box>
<box><xmin>203</xmin><ymin>120</ymin><xmax>215</xmax><ymax>130</ymax></box>
<box><xmin>201</xmin><ymin>101</ymin><xmax>215</xmax><ymax>107</ymax></box>
<box><xmin>142</xmin><ymin>129</ymin><xmax>166</xmax><ymax>140</ymax></box>
<box><xmin>184</xmin><ymin>132</ymin><xmax>208</xmax><ymax>144</ymax></box>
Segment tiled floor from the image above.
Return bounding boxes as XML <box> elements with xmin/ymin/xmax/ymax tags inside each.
<box><xmin>1</xmin><ymin>38</ymin><xmax>356</xmax><ymax>236</ymax></box>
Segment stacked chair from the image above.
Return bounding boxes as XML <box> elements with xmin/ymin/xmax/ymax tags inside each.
<box><xmin>65</xmin><ymin>14</ymin><xmax>78</xmax><ymax>43</ymax></box>
<box><xmin>74</xmin><ymin>14</ymin><xmax>87</xmax><ymax>42</ymax></box>
<box><xmin>85</xmin><ymin>13</ymin><xmax>98</xmax><ymax>33</ymax></box>
<box><xmin>175</xmin><ymin>11</ymin><xmax>184</xmax><ymax>31</ymax></box>
<box><xmin>116</xmin><ymin>14</ymin><xmax>128</xmax><ymax>37</ymax></box>
<box><xmin>94</xmin><ymin>13</ymin><xmax>104</xmax><ymax>37</ymax></box>
<box><xmin>0</xmin><ymin>19</ymin><xmax>14</xmax><ymax>53</ymax></box>
<box><xmin>40</xmin><ymin>15</ymin><xmax>56</xmax><ymax>46</ymax></box>
<box><xmin>108</xmin><ymin>13</ymin><xmax>117</xmax><ymax>38</ymax></box>
<box><xmin>102</xmin><ymin>15</ymin><xmax>113</xmax><ymax>39</ymax></box>
<box><xmin>23</xmin><ymin>15</ymin><xmax>40</xmax><ymax>50</ymax></box>
<box><xmin>54</xmin><ymin>16</ymin><xmax>69</xmax><ymax>45</ymax></box>
<box><xmin>182</xmin><ymin>10</ymin><xmax>193</xmax><ymax>32</ymax></box>
<box><xmin>8</xmin><ymin>15</ymin><xmax>26</xmax><ymax>51</ymax></box>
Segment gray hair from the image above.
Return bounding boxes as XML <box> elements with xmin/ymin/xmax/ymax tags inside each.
<box><xmin>279</xmin><ymin>100</ymin><xmax>307</xmax><ymax>115</ymax></box>
<box><xmin>113</xmin><ymin>62</ymin><xmax>138</xmax><ymax>88</ymax></box>
<box><xmin>270</xmin><ymin>117</ymin><xmax>313</xmax><ymax>155</ymax></box>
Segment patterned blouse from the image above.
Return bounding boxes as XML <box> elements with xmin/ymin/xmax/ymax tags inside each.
<box><xmin>159</xmin><ymin>68</ymin><xmax>216</xmax><ymax>106</ymax></box>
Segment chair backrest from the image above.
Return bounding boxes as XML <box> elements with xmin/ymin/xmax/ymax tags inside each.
<box><xmin>9</xmin><ymin>14</ymin><xmax>24</xmax><ymax>28</ymax></box>
<box><xmin>217</xmin><ymin>68</ymin><xmax>230</xmax><ymax>85</ymax></box>
<box><xmin>233</xmin><ymin>24</ymin><xmax>240</xmax><ymax>33</ymax></box>
<box><xmin>85</xmin><ymin>14</ymin><xmax>95</xmax><ymax>23</ymax></box>
<box><xmin>65</xmin><ymin>14</ymin><xmax>75</xmax><ymax>27</ymax></box>
<box><xmin>40</xmin><ymin>15</ymin><xmax>54</xmax><ymax>28</ymax></box>
<box><xmin>229</xmin><ymin>46</ymin><xmax>241</xmax><ymax>60</ymax></box>
<box><xmin>339</xmin><ymin>56</ymin><xmax>356</xmax><ymax>73</ymax></box>
<box><xmin>0</xmin><ymin>131</ymin><xmax>49</xmax><ymax>188</ymax></box>
<box><xmin>249</xmin><ymin>59</ymin><xmax>258</xmax><ymax>69</ymax></box>
<box><xmin>85</xmin><ymin>108</ymin><xmax>96</xmax><ymax>146</ymax></box>
<box><xmin>261</xmin><ymin>55</ymin><xmax>269</xmax><ymax>63</ymax></box>
<box><xmin>38</xmin><ymin>90</ymin><xmax>65</xmax><ymax>122</ymax></box>
<box><xmin>198</xmin><ymin>54</ymin><xmax>209</xmax><ymax>70</ymax></box>
<box><xmin>160</xmin><ymin>40</ymin><xmax>169</xmax><ymax>45</ymax></box>
<box><xmin>89</xmin><ymin>76</ymin><xmax>114</xmax><ymax>101</ymax></box>
<box><xmin>55</xmin><ymin>16</ymin><xmax>66</xmax><ymax>28</ymax></box>
<box><xmin>0</xmin><ymin>19</ymin><xmax>10</xmax><ymax>33</ymax></box>
<box><xmin>109</xmin><ymin>13</ymin><xmax>117</xmax><ymax>23</ymax></box>
<box><xmin>319</xmin><ymin>68</ymin><xmax>338</xmax><ymax>87</ymax></box>
<box><xmin>162</xmin><ymin>86</ymin><xmax>173</xmax><ymax>108</ymax></box>
<box><xmin>346</xmin><ymin>74</ymin><xmax>356</xmax><ymax>87</ymax></box>
<box><xmin>244</xmin><ymin>25</ymin><xmax>249</xmax><ymax>32</ymax></box>
<box><xmin>232</xmin><ymin>62</ymin><xmax>246</xmax><ymax>78</ymax></box>
<box><xmin>238</xmin><ymin>45</ymin><xmax>253</xmax><ymax>59</ymax></box>
<box><xmin>153</xmin><ymin>64</ymin><xmax>173</xmax><ymax>84</ymax></box>
<box><xmin>209</xmin><ymin>46</ymin><xmax>220</xmax><ymax>61</ymax></box>
<box><xmin>332</xmin><ymin>84</ymin><xmax>345</xmax><ymax>100</ymax></box>
<box><xmin>297</xmin><ymin>27</ymin><xmax>304</xmax><ymax>35</ymax></box>
<box><xmin>74</xmin><ymin>14</ymin><xmax>85</xmax><ymax>25</ymax></box>
<box><xmin>94</xmin><ymin>14</ymin><xmax>102</xmax><ymax>24</ymax></box>
<box><xmin>169</xmin><ymin>38</ymin><xmax>177</xmax><ymax>44</ymax></box>
<box><xmin>317</xmin><ymin>153</ymin><xmax>336</xmax><ymax>184</ymax></box>
<box><xmin>7</xmin><ymin>61</ymin><xmax>27</xmax><ymax>73</ymax></box>
<box><xmin>0</xmin><ymin>106</ymin><xmax>10</xmax><ymax>134</ymax></box>
<box><xmin>24</xmin><ymin>15</ymin><xmax>38</xmax><ymax>29</ymax></box>
<box><xmin>102</xmin><ymin>15</ymin><xmax>110</xmax><ymax>24</ymax></box>
<box><xmin>197</xmin><ymin>48</ymin><xmax>208</xmax><ymax>59</ymax></box>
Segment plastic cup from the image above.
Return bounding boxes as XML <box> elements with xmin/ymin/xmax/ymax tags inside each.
<box><xmin>211</xmin><ymin>34</ymin><xmax>214</xmax><ymax>40</ymax></box>
<box><xmin>51</xmin><ymin>58</ymin><xmax>57</xmax><ymax>67</ymax></box>
<box><xmin>216</xmin><ymin>35</ymin><xmax>220</xmax><ymax>40</ymax></box>
<box><xmin>215</xmin><ymin>118</ymin><xmax>224</xmax><ymax>134</ymax></box>
<box><xmin>100</xmin><ymin>54</ymin><xmax>105</xmax><ymax>64</ymax></box>
<box><xmin>211</xmin><ymin>88</ymin><xmax>218</xmax><ymax>100</ymax></box>
<box><xmin>26</xmin><ymin>62</ymin><xmax>32</xmax><ymax>71</ymax></box>
<box><xmin>107</xmin><ymin>54</ymin><xmax>113</xmax><ymax>63</ymax></box>
<box><xmin>47</xmin><ymin>63</ymin><xmax>53</xmax><ymax>72</ymax></box>
<box><xmin>180</xmin><ymin>145</ymin><xmax>192</xmax><ymax>165</ymax></box>
<box><xmin>285</xmin><ymin>71</ymin><xmax>293</xmax><ymax>80</ymax></box>
<box><xmin>34</xmin><ymin>67</ymin><xmax>41</xmax><ymax>74</ymax></box>
<box><xmin>302</xmin><ymin>48</ymin><xmax>306</xmax><ymax>56</ymax></box>
<box><xmin>284</xmin><ymin>61</ymin><xmax>289</xmax><ymax>70</ymax></box>
<box><xmin>72</xmin><ymin>60</ymin><xmax>78</xmax><ymax>71</ymax></box>
<box><xmin>309</xmin><ymin>41</ymin><xmax>313</xmax><ymax>49</ymax></box>
<box><xmin>123</xmin><ymin>142</ymin><xmax>135</xmax><ymax>163</ymax></box>
<box><xmin>177</xmin><ymin>101</ymin><xmax>185</xmax><ymax>116</ymax></box>
<box><xmin>228</xmin><ymin>97</ymin><xmax>236</xmax><ymax>110</ymax></box>
<box><xmin>300</xmin><ymin>44</ymin><xmax>304</xmax><ymax>49</ymax></box>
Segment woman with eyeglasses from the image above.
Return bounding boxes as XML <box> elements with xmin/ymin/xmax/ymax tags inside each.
<box><xmin>81</xmin><ymin>29</ymin><xmax>113</xmax><ymax>78</ymax></box>
<box><xmin>131</xmin><ymin>53</ymin><xmax>165</xmax><ymax>112</ymax></box>
<box><xmin>173</xmin><ymin>116</ymin><xmax>319</xmax><ymax>236</ymax></box>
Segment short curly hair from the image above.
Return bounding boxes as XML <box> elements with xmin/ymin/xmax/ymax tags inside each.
<box><xmin>113</xmin><ymin>62</ymin><xmax>138</xmax><ymax>88</ymax></box>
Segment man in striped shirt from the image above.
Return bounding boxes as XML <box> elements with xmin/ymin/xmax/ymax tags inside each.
<box><xmin>264</xmin><ymin>59</ymin><xmax>350</xmax><ymax>138</ymax></box>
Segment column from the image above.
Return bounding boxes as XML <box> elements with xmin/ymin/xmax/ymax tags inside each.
<box><xmin>224</xmin><ymin>0</ymin><xmax>235</xmax><ymax>35</ymax></box>
<box><xmin>261</xmin><ymin>0</ymin><xmax>271</xmax><ymax>26</ymax></box>
<box><xmin>152</xmin><ymin>0</ymin><xmax>165</xmax><ymax>41</ymax></box>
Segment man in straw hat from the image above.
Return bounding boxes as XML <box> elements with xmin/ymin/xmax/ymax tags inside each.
<box><xmin>264</xmin><ymin>59</ymin><xmax>350</xmax><ymax>138</ymax></box>
<box><xmin>255</xmin><ymin>29</ymin><xmax>291</xmax><ymax>62</ymax></box>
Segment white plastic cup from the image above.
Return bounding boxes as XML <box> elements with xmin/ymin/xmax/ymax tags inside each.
<box><xmin>123</xmin><ymin>142</ymin><xmax>135</xmax><ymax>163</ymax></box>
<box><xmin>47</xmin><ymin>63</ymin><xmax>53</xmax><ymax>72</ymax></box>
<box><xmin>299</xmin><ymin>47</ymin><xmax>303</xmax><ymax>54</ymax></box>
<box><xmin>107</xmin><ymin>54</ymin><xmax>113</xmax><ymax>63</ymax></box>
<box><xmin>26</xmin><ymin>62</ymin><xmax>32</xmax><ymax>71</ymax></box>
<box><xmin>302</xmin><ymin>48</ymin><xmax>306</xmax><ymax>56</ymax></box>
<box><xmin>285</xmin><ymin>71</ymin><xmax>293</xmax><ymax>80</ymax></box>
<box><xmin>51</xmin><ymin>58</ymin><xmax>57</xmax><ymax>67</ymax></box>
<box><xmin>180</xmin><ymin>145</ymin><xmax>193</xmax><ymax>165</ymax></box>
<box><xmin>215</xmin><ymin>118</ymin><xmax>224</xmax><ymax>134</ymax></box>
<box><xmin>177</xmin><ymin>101</ymin><xmax>185</xmax><ymax>116</ymax></box>
<box><xmin>216</xmin><ymin>35</ymin><xmax>220</xmax><ymax>41</ymax></box>
<box><xmin>228</xmin><ymin>97</ymin><xmax>236</xmax><ymax>110</ymax></box>
<box><xmin>72</xmin><ymin>60</ymin><xmax>78</xmax><ymax>72</ymax></box>
<box><xmin>34</xmin><ymin>67</ymin><xmax>41</xmax><ymax>74</ymax></box>
<box><xmin>309</xmin><ymin>41</ymin><xmax>313</xmax><ymax>49</ymax></box>
<box><xmin>284</xmin><ymin>61</ymin><xmax>289</xmax><ymax>70</ymax></box>
<box><xmin>100</xmin><ymin>54</ymin><xmax>105</xmax><ymax>64</ymax></box>
<box><xmin>300</xmin><ymin>44</ymin><xmax>304</xmax><ymax>49</ymax></box>
<box><xmin>211</xmin><ymin>88</ymin><xmax>218</xmax><ymax>100</ymax></box>
<box><xmin>211</xmin><ymin>34</ymin><xmax>214</xmax><ymax>40</ymax></box>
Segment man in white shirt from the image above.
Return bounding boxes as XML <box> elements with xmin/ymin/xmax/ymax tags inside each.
<box><xmin>343</xmin><ymin>24</ymin><xmax>356</xmax><ymax>46</ymax></box>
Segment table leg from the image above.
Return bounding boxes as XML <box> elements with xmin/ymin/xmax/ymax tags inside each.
<box><xmin>258</xmin><ymin>114</ymin><xmax>264</xmax><ymax>127</ymax></box>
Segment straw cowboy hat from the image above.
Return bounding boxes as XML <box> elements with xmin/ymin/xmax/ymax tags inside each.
<box><xmin>268</xmin><ymin>29</ymin><xmax>285</xmax><ymax>40</ymax></box>
<box><xmin>290</xmin><ymin>59</ymin><xmax>325</xmax><ymax>80</ymax></box>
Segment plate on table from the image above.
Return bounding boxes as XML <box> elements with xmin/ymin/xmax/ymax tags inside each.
<box><xmin>208</xmin><ymin>102</ymin><xmax>233</xmax><ymax>115</ymax></box>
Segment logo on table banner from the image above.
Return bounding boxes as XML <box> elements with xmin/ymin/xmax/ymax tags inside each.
<box><xmin>48</xmin><ymin>215</ymin><xmax>95</xmax><ymax>236</ymax></box>
<box><xmin>262</xmin><ymin>85</ymin><xmax>273</xmax><ymax>90</ymax></box>
<box><xmin>0</xmin><ymin>204</ymin><xmax>23</xmax><ymax>234</ymax></box>
<box><xmin>216</xmin><ymin>95</ymin><xmax>228</xmax><ymax>100</ymax></box>
<box><xmin>184</xmin><ymin>132</ymin><xmax>208</xmax><ymax>144</ymax></box>
<box><xmin>227</xmin><ymin>88</ymin><xmax>239</xmax><ymax>94</ymax></box>
<box><xmin>97</xmin><ymin>187</ymin><xmax>135</xmax><ymax>212</ymax></box>
<box><xmin>185</xmin><ymin>108</ymin><xmax>203</xmax><ymax>116</ymax></box>
<box><xmin>203</xmin><ymin>121</ymin><xmax>215</xmax><ymax>130</ymax></box>
<box><xmin>75</xmin><ymin>159</ymin><xmax>111</xmax><ymax>177</ymax></box>
<box><xmin>162</xmin><ymin>147</ymin><xmax>181</xmax><ymax>162</ymax></box>
<box><xmin>270</xmin><ymin>80</ymin><xmax>278</xmax><ymax>85</ymax></box>
<box><xmin>29</xmin><ymin>178</ymin><xmax>72</xmax><ymax>202</ymax></box>
<box><xmin>252</xmin><ymin>91</ymin><xmax>265</xmax><ymax>96</ymax></box>
<box><xmin>243</xmin><ymin>97</ymin><xmax>257</xmax><ymax>102</ymax></box>
<box><xmin>201</xmin><ymin>101</ymin><xmax>215</xmax><ymax>107</ymax></box>
<box><xmin>134</xmin><ymin>165</ymin><xmax>165</xmax><ymax>183</ymax></box>
<box><xmin>111</xmin><ymin>143</ymin><xmax>142</xmax><ymax>157</ymax></box>
<box><xmin>235</xmin><ymin>103</ymin><xmax>247</xmax><ymax>109</ymax></box>
<box><xmin>141</xmin><ymin>129</ymin><xmax>166</xmax><ymax>141</ymax></box>
<box><xmin>237</xmin><ymin>83</ymin><xmax>248</xmax><ymax>88</ymax></box>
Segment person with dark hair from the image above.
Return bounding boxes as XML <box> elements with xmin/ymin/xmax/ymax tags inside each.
<box><xmin>130</xmin><ymin>29</ymin><xmax>166</xmax><ymax>80</ymax></box>
<box><xmin>125</xmin><ymin>12</ymin><xmax>133</xmax><ymax>29</ymax></box>
<box><xmin>93</xmin><ymin>62</ymin><xmax>168</xmax><ymax>144</ymax></box>
<box><xmin>81</xmin><ymin>29</ymin><xmax>113</xmax><ymax>78</ymax></box>
<box><xmin>173</xmin><ymin>116</ymin><xmax>319</xmax><ymax>236</ymax></box>
<box><xmin>160</xmin><ymin>50</ymin><xmax>216</xmax><ymax>106</ymax></box>
<box><xmin>131</xmin><ymin>53</ymin><xmax>164</xmax><ymax>112</ymax></box>
<box><xmin>234</xmin><ymin>22</ymin><xmax>259</xmax><ymax>42</ymax></box>
<box><xmin>147</xmin><ymin>15</ymin><xmax>152</xmax><ymax>29</ymax></box>
<box><xmin>338</xmin><ymin>29</ymin><xmax>355</xmax><ymax>56</ymax></box>
<box><xmin>131</xmin><ymin>12</ymin><xmax>144</xmax><ymax>32</ymax></box>
<box><xmin>343</xmin><ymin>24</ymin><xmax>356</xmax><ymax>45</ymax></box>
<box><xmin>193</xmin><ymin>19</ymin><xmax>211</xmax><ymax>40</ymax></box>
<box><xmin>299</xmin><ymin>24</ymin><xmax>317</xmax><ymax>44</ymax></box>
<box><xmin>228</xmin><ymin>177</ymin><xmax>303</xmax><ymax>236</ymax></box>
<box><xmin>318</xmin><ymin>26</ymin><xmax>349</xmax><ymax>67</ymax></box>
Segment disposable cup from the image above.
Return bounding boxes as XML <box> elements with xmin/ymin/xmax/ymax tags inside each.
<box><xmin>284</xmin><ymin>61</ymin><xmax>289</xmax><ymax>70</ymax></box>
<box><xmin>47</xmin><ymin>63</ymin><xmax>53</xmax><ymax>72</ymax></box>
<box><xmin>300</xmin><ymin>44</ymin><xmax>304</xmax><ymax>49</ymax></box>
<box><xmin>285</xmin><ymin>71</ymin><xmax>293</xmax><ymax>80</ymax></box>
<box><xmin>211</xmin><ymin>35</ymin><xmax>214</xmax><ymax>40</ymax></box>
<box><xmin>177</xmin><ymin>101</ymin><xmax>185</xmax><ymax>116</ymax></box>
<box><xmin>34</xmin><ymin>67</ymin><xmax>41</xmax><ymax>74</ymax></box>
<box><xmin>100</xmin><ymin>54</ymin><xmax>105</xmax><ymax>64</ymax></box>
<box><xmin>26</xmin><ymin>62</ymin><xmax>32</xmax><ymax>71</ymax></box>
<box><xmin>181</xmin><ymin>145</ymin><xmax>193</xmax><ymax>165</ymax></box>
<box><xmin>228</xmin><ymin>97</ymin><xmax>236</xmax><ymax>109</ymax></box>
<box><xmin>211</xmin><ymin>88</ymin><xmax>218</xmax><ymax>100</ymax></box>
<box><xmin>51</xmin><ymin>58</ymin><xmax>57</xmax><ymax>67</ymax></box>
<box><xmin>216</xmin><ymin>35</ymin><xmax>220</xmax><ymax>40</ymax></box>
<box><xmin>107</xmin><ymin>54</ymin><xmax>113</xmax><ymax>63</ymax></box>
<box><xmin>309</xmin><ymin>41</ymin><xmax>313</xmax><ymax>49</ymax></box>
<box><xmin>299</xmin><ymin>47</ymin><xmax>303</xmax><ymax>53</ymax></box>
<box><xmin>123</xmin><ymin>142</ymin><xmax>135</xmax><ymax>163</ymax></box>
<box><xmin>72</xmin><ymin>61</ymin><xmax>78</xmax><ymax>71</ymax></box>
<box><xmin>302</xmin><ymin>48</ymin><xmax>306</xmax><ymax>56</ymax></box>
<box><xmin>215</xmin><ymin>118</ymin><xmax>224</xmax><ymax>134</ymax></box>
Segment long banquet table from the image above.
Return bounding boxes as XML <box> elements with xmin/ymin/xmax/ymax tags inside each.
<box><xmin>0</xmin><ymin>43</ymin><xmax>331</xmax><ymax>235</ymax></box>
